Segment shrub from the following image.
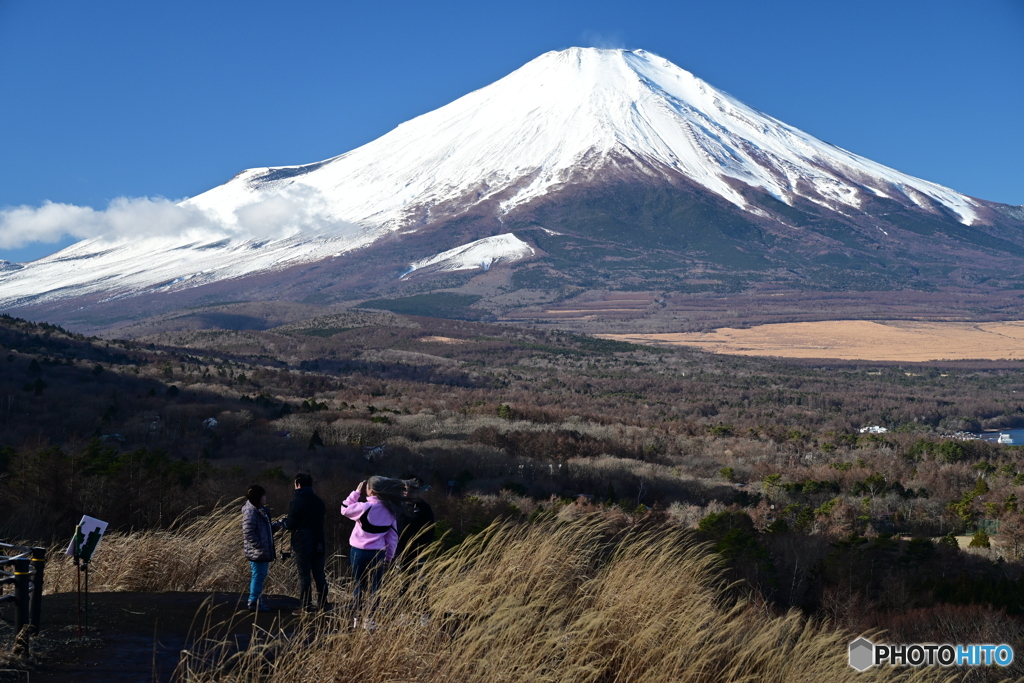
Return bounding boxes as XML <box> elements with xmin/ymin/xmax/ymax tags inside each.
<box><xmin>969</xmin><ymin>529</ymin><xmax>991</xmax><ymax>548</ymax></box>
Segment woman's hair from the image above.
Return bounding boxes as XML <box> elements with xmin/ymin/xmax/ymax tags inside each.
<box><xmin>366</xmin><ymin>476</ymin><xmax>420</xmax><ymax>518</ymax></box>
<box><xmin>246</xmin><ymin>484</ymin><xmax>266</xmax><ymax>507</ymax></box>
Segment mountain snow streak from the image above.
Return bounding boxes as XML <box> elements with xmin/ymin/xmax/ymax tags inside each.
<box><xmin>401</xmin><ymin>234</ymin><xmax>535</xmax><ymax>279</ymax></box>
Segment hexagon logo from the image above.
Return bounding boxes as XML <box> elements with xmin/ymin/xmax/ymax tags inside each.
<box><xmin>849</xmin><ymin>637</ymin><xmax>874</xmax><ymax>671</ymax></box>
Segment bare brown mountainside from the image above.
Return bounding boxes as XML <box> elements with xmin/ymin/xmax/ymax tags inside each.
<box><xmin>5</xmin><ymin>168</ymin><xmax>1024</xmax><ymax>335</ymax></box>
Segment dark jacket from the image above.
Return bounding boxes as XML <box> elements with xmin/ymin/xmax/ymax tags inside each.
<box><xmin>242</xmin><ymin>501</ymin><xmax>276</xmax><ymax>562</ymax></box>
<box><xmin>284</xmin><ymin>486</ymin><xmax>326</xmax><ymax>556</ymax></box>
<box><xmin>398</xmin><ymin>500</ymin><xmax>435</xmax><ymax>558</ymax></box>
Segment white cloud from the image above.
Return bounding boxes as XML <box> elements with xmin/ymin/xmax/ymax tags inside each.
<box><xmin>580</xmin><ymin>31</ymin><xmax>627</xmax><ymax>50</ymax></box>
<box><xmin>231</xmin><ymin>184</ymin><xmax>355</xmax><ymax>239</ymax></box>
<box><xmin>0</xmin><ymin>197</ymin><xmax>216</xmax><ymax>249</ymax></box>
<box><xmin>0</xmin><ymin>186</ymin><xmax>359</xmax><ymax>250</ymax></box>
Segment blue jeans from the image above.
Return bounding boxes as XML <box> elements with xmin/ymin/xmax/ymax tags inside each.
<box><xmin>248</xmin><ymin>560</ymin><xmax>269</xmax><ymax>606</ymax></box>
<box><xmin>350</xmin><ymin>547</ymin><xmax>385</xmax><ymax>613</ymax></box>
<box><xmin>295</xmin><ymin>552</ymin><xmax>328</xmax><ymax>609</ymax></box>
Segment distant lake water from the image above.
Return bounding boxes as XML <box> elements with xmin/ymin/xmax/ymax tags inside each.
<box><xmin>978</xmin><ymin>429</ymin><xmax>1024</xmax><ymax>445</ymax></box>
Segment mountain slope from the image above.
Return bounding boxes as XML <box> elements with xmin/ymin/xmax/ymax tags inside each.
<box><xmin>2</xmin><ymin>48</ymin><xmax>1023</xmax><ymax>329</ymax></box>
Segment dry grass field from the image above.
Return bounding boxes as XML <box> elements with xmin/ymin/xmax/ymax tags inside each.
<box><xmin>601</xmin><ymin>320</ymin><xmax>1024</xmax><ymax>361</ymax></box>
<box><xmin>36</xmin><ymin>507</ymin><xmax>961</xmax><ymax>683</ymax></box>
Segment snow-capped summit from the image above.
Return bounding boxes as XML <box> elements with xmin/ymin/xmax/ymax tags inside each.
<box><xmin>190</xmin><ymin>47</ymin><xmax>977</xmax><ymax>231</ymax></box>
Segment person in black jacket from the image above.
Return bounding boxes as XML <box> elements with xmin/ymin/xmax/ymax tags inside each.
<box><xmin>281</xmin><ymin>473</ymin><xmax>329</xmax><ymax>611</ymax></box>
<box><xmin>397</xmin><ymin>497</ymin><xmax>435</xmax><ymax>563</ymax></box>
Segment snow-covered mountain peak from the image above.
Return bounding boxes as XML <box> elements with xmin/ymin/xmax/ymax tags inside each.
<box><xmin>0</xmin><ymin>47</ymin><xmax>995</xmax><ymax>313</ymax></box>
<box><xmin>188</xmin><ymin>47</ymin><xmax>978</xmax><ymax>233</ymax></box>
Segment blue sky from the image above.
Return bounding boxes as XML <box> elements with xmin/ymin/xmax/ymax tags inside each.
<box><xmin>1</xmin><ymin>0</ymin><xmax>1022</xmax><ymax>262</ymax></box>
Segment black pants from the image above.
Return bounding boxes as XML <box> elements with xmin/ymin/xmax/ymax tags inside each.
<box><xmin>295</xmin><ymin>552</ymin><xmax>328</xmax><ymax>609</ymax></box>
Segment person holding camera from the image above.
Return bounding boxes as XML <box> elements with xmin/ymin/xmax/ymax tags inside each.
<box><xmin>340</xmin><ymin>476</ymin><xmax>414</xmax><ymax>621</ymax></box>
<box><xmin>280</xmin><ymin>473</ymin><xmax>329</xmax><ymax>612</ymax></box>
<box><xmin>241</xmin><ymin>484</ymin><xmax>282</xmax><ymax>612</ymax></box>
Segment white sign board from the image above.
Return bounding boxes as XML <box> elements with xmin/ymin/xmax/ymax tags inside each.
<box><xmin>65</xmin><ymin>515</ymin><xmax>109</xmax><ymax>563</ymax></box>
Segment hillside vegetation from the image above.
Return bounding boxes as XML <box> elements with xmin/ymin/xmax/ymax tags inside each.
<box><xmin>3</xmin><ymin>310</ymin><xmax>1024</xmax><ymax>670</ymax></box>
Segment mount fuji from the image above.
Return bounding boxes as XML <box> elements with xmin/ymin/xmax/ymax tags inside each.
<box><xmin>3</xmin><ymin>48</ymin><xmax>1024</xmax><ymax>331</ymax></box>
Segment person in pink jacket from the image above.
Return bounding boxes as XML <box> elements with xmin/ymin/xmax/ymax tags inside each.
<box><xmin>341</xmin><ymin>476</ymin><xmax>412</xmax><ymax>616</ymax></box>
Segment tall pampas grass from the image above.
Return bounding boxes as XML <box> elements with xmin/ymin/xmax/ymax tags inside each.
<box><xmin>45</xmin><ymin>500</ymin><xmax>296</xmax><ymax>595</ymax></box>
<box><xmin>62</xmin><ymin>508</ymin><xmax>962</xmax><ymax>682</ymax></box>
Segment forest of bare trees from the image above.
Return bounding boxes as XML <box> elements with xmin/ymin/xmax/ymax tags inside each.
<box><xmin>3</xmin><ymin>310</ymin><xmax>1024</xmax><ymax>650</ymax></box>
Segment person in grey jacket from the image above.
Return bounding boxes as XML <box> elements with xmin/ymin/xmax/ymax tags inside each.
<box><xmin>242</xmin><ymin>485</ymin><xmax>282</xmax><ymax>612</ymax></box>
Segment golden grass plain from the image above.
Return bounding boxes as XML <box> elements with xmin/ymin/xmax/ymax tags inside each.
<box><xmin>600</xmin><ymin>320</ymin><xmax>1024</xmax><ymax>361</ymax></box>
<box><xmin>41</xmin><ymin>507</ymin><xmax>957</xmax><ymax>683</ymax></box>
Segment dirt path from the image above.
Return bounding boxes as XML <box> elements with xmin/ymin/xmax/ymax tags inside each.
<box><xmin>1</xmin><ymin>591</ymin><xmax>303</xmax><ymax>682</ymax></box>
<box><xmin>600</xmin><ymin>320</ymin><xmax>1024</xmax><ymax>361</ymax></box>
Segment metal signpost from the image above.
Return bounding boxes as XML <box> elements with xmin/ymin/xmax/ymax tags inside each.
<box><xmin>65</xmin><ymin>515</ymin><xmax>108</xmax><ymax>638</ymax></box>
